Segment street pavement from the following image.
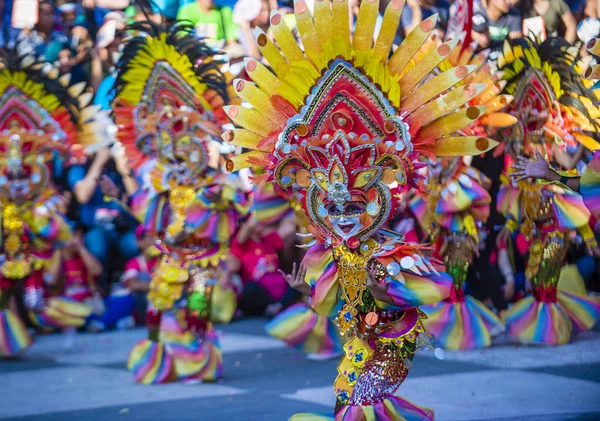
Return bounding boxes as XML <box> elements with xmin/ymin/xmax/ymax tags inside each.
<box><xmin>1</xmin><ymin>318</ymin><xmax>599</xmax><ymax>421</ymax></box>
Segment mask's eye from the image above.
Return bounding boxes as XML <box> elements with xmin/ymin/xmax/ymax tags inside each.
<box><xmin>344</xmin><ymin>203</ymin><xmax>365</xmax><ymax>215</ymax></box>
<box><xmin>326</xmin><ymin>203</ymin><xmax>342</xmax><ymax>216</ymax></box>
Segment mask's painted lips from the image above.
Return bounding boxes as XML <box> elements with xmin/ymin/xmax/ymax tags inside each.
<box><xmin>338</xmin><ymin>222</ymin><xmax>356</xmax><ymax>234</ymax></box>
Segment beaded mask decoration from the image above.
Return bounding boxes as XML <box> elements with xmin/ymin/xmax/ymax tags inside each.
<box><xmin>225</xmin><ymin>0</ymin><xmax>498</xmax><ymax>250</ymax></box>
<box><xmin>586</xmin><ymin>38</ymin><xmax>600</xmax><ymax>86</ymax></box>
<box><xmin>499</xmin><ymin>38</ymin><xmax>600</xmax><ymax>155</ymax></box>
<box><xmin>0</xmin><ymin>54</ymin><xmax>105</xmax><ymax>202</ymax></box>
<box><xmin>113</xmin><ymin>21</ymin><xmax>228</xmax><ymax>191</ymax></box>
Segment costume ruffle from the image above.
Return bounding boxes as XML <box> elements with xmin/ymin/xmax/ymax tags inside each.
<box><xmin>557</xmin><ymin>291</ymin><xmax>600</xmax><ymax>332</ymax></box>
<box><xmin>304</xmin><ymin>245</ymin><xmax>452</xmax><ymax>318</ymax></box>
<box><xmin>580</xmin><ymin>149</ymin><xmax>600</xmax><ymax>219</ymax></box>
<box><xmin>504</xmin><ymin>296</ymin><xmax>572</xmax><ymax>345</ymax></box>
<box><xmin>421</xmin><ymin>295</ymin><xmax>504</xmax><ymax>350</ymax></box>
<box><xmin>433</xmin><ymin>166</ymin><xmax>490</xmax><ymax>232</ymax></box>
<box><xmin>185</xmin><ymin>183</ymin><xmax>249</xmax><ymax>244</ymax></box>
<box><xmin>557</xmin><ymin>264</ymin><xmax>600</xmax><ymax>331</ymax></box>
<box><xmin>288</xmin><ymin>413</ymin><xmax>335</xmax><ymax>421</ymax></box>
<box><xmin>128</xmin><ymin>339</ymin><xmax>176</xmax><ymax>384</ymax></box>
<box><xmin>265</xmin><ymin>302</ymin><xmax>343</xmax><ymax>355</ymax></box>
<box><xmin>30</xmin><ymin>296</ymin><xmax>91</xmax><ymax>329</ymax></box>
<box><xmin>334</xmin><ymin>395</ymin><xmax>434</xmax><ymax>421</ymax></box>
<box><xmin>497</xmin><ymin>174</ymin><xmax>590</xmax><ymax>231</ymax></box>
<box><xmin>169</xmin><ymin>323</ymin><xmax>223</xmax><ymax>382</ymax></box>
<box><xmin>154</xmin><ymin>311</ymin><xmax>223</xmax><ymax>382</ymax></box>
<box><xmin>0</xmin><ymin>309</ymin><xmax>32</xmax><ymax>358</ymax></box>
<box><xmin>251</xmin><ymin>181</ymin><xmax>292</xmax><ymax>225</ymax></box>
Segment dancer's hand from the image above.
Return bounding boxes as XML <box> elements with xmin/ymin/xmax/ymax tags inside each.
<box><xmin>496</xmin><ymin>227</ymin><xmax>510</xmax><ymax>248</ymax></box>
<box><xmin>503</xmin><ymin>279</ymin><xmax>515</xmax><ymax>301</ymax></box>
<box><xmin>366</xmin><ymin>266</ymin><xmax>394</xmax><ymax>305</ymax></box>
<box><xmin>511</xmin><ymin>151</ymin><xmax>551</xmax><ymax>182</ymax></box>
<box><xmin>278</xmin><ymin>262</ymin><xmax>311</xmax><ymax>296</ymax></box>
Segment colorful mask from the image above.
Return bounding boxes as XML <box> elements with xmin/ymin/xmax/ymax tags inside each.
<box><xmin>0</xmin><ymin>55</ymin><xmax>105</xmax><ymax>202</ymax></box>
<box><xmin>499</xmin><ymin>38</ymin><xmax>600</xmax><ymax>154</ymax></box>
<box><xmin>225</xmin><ymin>2</ymin><xmax>498</xmax><ymax>249</ymax></box>
<box><xmin>113</xmin><ymin>24</ymin><xmax>229</xmax><ymax>190</ymax></box>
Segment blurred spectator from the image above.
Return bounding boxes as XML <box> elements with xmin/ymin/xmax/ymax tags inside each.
<box><xmin>472</xmin><ymin>0</ymin><xmax>521</xmax><ymax>53</ymax></box>
<box><xmin>233</xmin><ymin>0</ymin><xmax>269</xmax><ymax>59</ymax></box>
<box><xmin>177</xmin><ymin>0</ymin><xmax>239</xmax><ymax>48</ymax></box>
<box><xmin>226</xmin><ymin>215</ymin><xmax>293</xmax><ymax>317</ymax></box>
<box><xmin>402</xmin><ymin>0</ymin><xmax>449</xmax><ymax>38</ymax></box>
<box><xmin>519</xmin><ymin>0</ymin><xmax>577</xmax><ymax>43</ymax></box>
<box><xmin>56</xmin><ymin>2</ymin><xmax>87</xmax><ymax>34</ymax></box>
<box><xmin>585</xmin><ymin>0</ymin><xmax>599</xmax><ymax>19</ymax></box>
<box><xmin>67</xmin><ymin>147</ymin><xmax>139</xmax><ymax>285</ymax></box>
<box><xmin>16</xmin><ymin>0</ymin><xmax>68</xmax><ymax>58</ymax></box>
<box><xmin>119</xmin><ymin>226</ymin><xmax>159</xmax><ymax>324</ymax></box>
<box><xmin>82</xmin><ymin>0</ymin><xmax>129</xmax><ymax>34</ymax></box>
<box><xmin>1</xmin><ymin>0</ymin><xmax>18</xmax><ymax>49</ymax></box>
<box><xmin>90</xmin><ymin>14</ymin><xmax>125</xmax><ymax>109</ymax></box>
<box><xmin>55</xmin><ymin>26</ymin><xmax>94</xmax><ymax>83</ymax></box>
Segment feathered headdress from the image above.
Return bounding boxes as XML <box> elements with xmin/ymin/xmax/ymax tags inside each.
<box><xmin>112</xmin><ymin>20</ymin><xmax>229</xmax><ymax>192</ymax></box>
<box><xmin>224</xmin><ymin>0</ymin><xmax>498</xmax><ymax>248</ymax></box>
<box><xmin>0</xmin><ymin>52</ymin><xmax>108</xmax><ymax>201</ymax></box>
<box><xmin>498</xmin><ymin>37</ymin><xmax>600</xmax><ymax>153</ymax></box>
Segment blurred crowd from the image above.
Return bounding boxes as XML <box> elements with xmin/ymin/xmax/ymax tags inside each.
<box><xmin>1</xmin><ymin>0</ymin><xmax>600</xmax><ymax>342</ymax></box>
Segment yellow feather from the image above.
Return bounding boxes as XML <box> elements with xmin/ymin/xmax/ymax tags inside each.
<box><xmin>400</xmin><ymin>64</ymin><xmax>477</xmax><ymax>114</ymax></box>
<box><xmin>270</xmin><ymin>11</ymin><xmax>305</xmax><ymax>64</ymax></box>
<box><xmin>313</xmin><ymin>0</ymin><xmax>333</xmax><ymax>48</ymax></box>
<box><xmin>221</xmin><ymin>129</ymin><xmax>268</xmax><ymax>151</ymax></box>
<box><xmin>409</xmin><ymin>83</ymin><xmax>485</xmax><ymax>126</ymax></box>
<box><xmin>331</xmin><ymin>0</ymin><xmax>351</xmax><ymax>51</ymax></box>
<box><xmin>502</xmin><ymin>41</ymin><xmax>514</xmax><ymax>64</ymax></box>
<box><xmin>294</xmin><ymin>0</ymin><xmax>322</xmax><ymax>66</ymax></box>
<box><xmin>399</xmin><ymin>38</ymin><xmax>459</xmax><ymax>94</ymax></box>
<box><xmin>353</xmin><ymin>0</ymin><xmax>380</xmax><ymax>51</ymax></box>
<box><xmin>245</xmin><ymin>58</ymin><xmax>282</xmax><ymax>98</ymax></box>
<box><xmin>389</xmin><ymin>14</ymin><xmax>438</xmax><ymax>76</ymax></box>
<box><xmin>232</xmin><ymin>79</ymin><xmax>286</xmax><ymax>125</ymax></box>
<box><xmin>430</xmin><ymin>136</ymin><xmax>498</xmax><ymax>156</ymax></box>
<box><xmin>374</xmin><ymin>0</ymin><xmax>405</xmax><ymax>61</ymax></box>
<box><xmin>419</xmin><ymin>106</ymin><xmax>487</xmax><ymax>139</ymax></box>
<box><xmin>226</xmin><ymin>150</ymin><xmax>271</xmax><ymax>171</ymax></box>
<box><xmin>255</xmin><ymin>27</ymin><xmax>289</xmax><ymax>78</ymax></box>
<box><xmin>574</xmin><ymin>133</ymin><xmax>600</xmax><ymax>151</ymax></box>
<box><xmin>224</xmin><ymin>105</ymin><xmax>284</xmax><ymax>136</ymax></box>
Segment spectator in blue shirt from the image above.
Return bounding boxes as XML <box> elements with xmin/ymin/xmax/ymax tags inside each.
<box><xmin>68</xmin><ymin>147</ymin><xmax>140</xmax><ymax>280</ymax></box>
<box><xmin>16</xmin><ymin>1</ymin><xmax>68</xmax><ymax>58</ymax></box>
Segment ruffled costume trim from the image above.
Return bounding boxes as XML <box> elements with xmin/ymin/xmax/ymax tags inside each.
<box><xmin>29</xmin><ymin>296</ymin><xmax>92</xmax><ymax>329</ymax></box>
<box><xmin>580</xmin><ymin>150</ymin><xmax>600</xmax><ymax>219</ymax></box>
<box><xmin>421</xmin><ymin>293</ymin><xmax>504</xmax><ymax>350</ymax></box>
<box><xmin>412</xmin><ymin>165</ymin><xmax>490</xmax><ymax>234</ymax></box>
<box><xmin>557</xmin><ymin>291</ymin><xmax>600</xmax><ymax>332</ymax></box>
<box><xmin>498</xmin><ymin>158</ymin><xmax>590</xmax><ymax>232</ymax></box>
<box><xmin>128</xmin><ymin>339</ymin><xmax>176</xmax><ymax>384</ymax></box>
<box><xmin>169</xmin><ymin>322</ymin><xmax>223</xmax><ymax>382</ymax></box>
<box><xmin>503</xmin><ymin>296</ymin><xmax>572</xmax><ymax>345</ymax></box>
<box><xmin>0</xmin><ymin>309</ymin><xmax>32</xmax><ymax>358</ymax></box>
<box><xmin>266</xmin><ymin>302</ymin><xmax>343</xmax><ymax>356</ymax></box>
<box><xmin>128</xmin><ymin>312</ymin><xmax>223</xmax><ymax>384</ymax></box>
<box><xmin>289</xmin><ymin>396</ymin><xmax>434</xmax><ymax>421</ymax></box>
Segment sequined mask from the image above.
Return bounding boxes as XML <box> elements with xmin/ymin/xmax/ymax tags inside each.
<box><xmin>146</xmin><ymin>106</ymin><xmax>220</xmax><ymax>193</ymax></box>
<box><xmin>0</xmin><ymin>127</ymin><xmax>52</xmax><ymax>202</ymax></box>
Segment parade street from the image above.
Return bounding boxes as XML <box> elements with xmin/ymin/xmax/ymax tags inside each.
<box><xmin>1</xmin><ymin>318</ymin><xmax>599</xmax><ymax>421</ymax></box>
